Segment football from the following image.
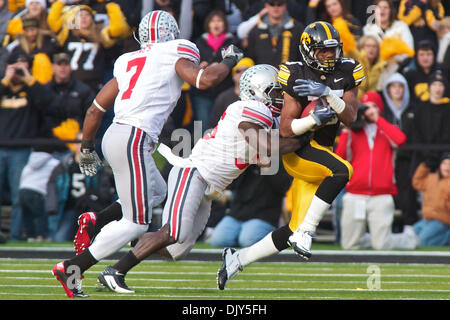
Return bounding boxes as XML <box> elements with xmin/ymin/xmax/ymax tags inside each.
<box><xmin>301</xmin><ymin>99</ymin><xmax>318</xmax><ymax>118</ymax></box>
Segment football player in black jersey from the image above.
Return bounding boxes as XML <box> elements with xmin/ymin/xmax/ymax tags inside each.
<box><xmin>279</xmin><ymin>21</ymin><xmax>364</xmax><ymax>259</ymax></box>
<box><xmin>217</xmin><ymin>21</ymin><xmax>365</xmax><ymax>290</ymax></box>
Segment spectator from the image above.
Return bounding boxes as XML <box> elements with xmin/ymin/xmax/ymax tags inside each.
<box><xmin>18</xmin><ymin>149</ymin><xmax>61</xmax><ymax>242</ymax></box>
<box><xmin>244</xmin><ymin>0</ymin><xmax>304</xmax><ymax>67</ymax></box>
<box><xmin>402</xmin><ymin>39</ymin><xmax>441</xmax><ymax>102</ymax></box>
<box><xmin>6</xmin><ymin>17</ymin><xmax>58</xmax><ymax>84</ymax></box>
<box><xmin>190</xmin><ymin>9</ymin><xmax>238</xmax><ymax>132</ymax></box>
<box><xmin>209</xmin><ymin>163</ymin><xmax>292</xmax><ymax>248</ymax></box>
<box><xmin>437</xmin><ymin>16</ymin><xmax>450</xmax><ymax>76</ymax></box>
<box><xmin>47</xmin><ymin>1</ymin><xmax>131</xmax><ymax>91</ymax></box>
<box><xmin>413</xmin><ymin>70</ymin><xmax>450</xmax><ymax>163</ymax></box>
<box><xmin>0</xmin><ymin>52</ymin><xmax>49</xmax><ymax>240</ymax></box>
<box><xmin>236</xmin><ymin>6</ymin><xmax>268</xmax><ymax>48</ymax></box>
<box><xmin>347</xmin><ymin>34</ymin><xmax>387</xmax><ymax>100</ymax></box>
<box><xmin>5</xmin><ymin>0</ymin><xmax>50</xmax><ymax>43</ymax></box>
<box><xmin>0</xmin><ymin>0</ymin><xmax>14</xmax><ymax>76</ymax></box>
<box><xmin>335</xmin><ymin>91</ymin><xmax>419</xmax><ymax>250</ymax></box>
<box><xmin>398</xmin><ymin>0</ymin><xmax>445</xmax><ymax>49</ymax></box>
<box><xmin>46</xmin><ymin>132</ymin><xmax>116</xmax><ymax>242</ymax></box>
<box><xmin>191</xmin><ymin>0</ymin><xmax>226</xmax><ymax>42</ymax></box>
<box><xmin>207</xmin><ymin>56</ymin><xmax>254</xmax><ymax>129</ymax></box>
<box><xmin>412</xmin><ymin>151</ymin><xmax>450</xmax><ymax>246</ymax></box>
<box><xmin>381</xmin><ymin>72</ymin><xmax>421</xmax><ymax>227</ymax></box>
<box><xmin>306</xmin><ymin>0</ymin><xmax>362</xmax><ymax>54</ymax></box>
<box><xmin>363</xmin><ymin>0</ymin><xmax>415</xmax><ymax>66</ymax></box>
<box><xmin>43</xmin><ymin>52</ymin><xmax>95</xmax><ymax>138</ymax></box>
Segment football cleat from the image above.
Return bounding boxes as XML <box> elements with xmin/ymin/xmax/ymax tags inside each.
<box><xmin>217</xmin><ymin>248</ymin><xmax>242</xmax><ymax>290</ymax></box>
<box><xmin>288</xmin><ymin>230</ymin><xmax>313</xmax><ymax>260</ymax></box>
<box><xmin>52</xmin><ymin>262</ymin><xmax>89</xmax><ymax>298</ymax></box>
<box><xmin>98</xmin><ymin>266</ymin><xmax>135</xmax><ymax>294</ymax></box>
<box><xmin>74</xmin><ymin>212</ymin><xmax>97</xmax><ymax>255</ymax></box>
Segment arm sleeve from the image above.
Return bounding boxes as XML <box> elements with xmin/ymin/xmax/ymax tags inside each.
<box><xmin>375</xmin><ymin>116</ymin><xmax>407</xmax><ymax>147</ymax></box>
<box><xmin>236</xmin><ymin>14</ymin><xmax>260</xmax><ymax>40</ymax></box>
<box><xmin>176</xmin><ymin>40</ymin><xmax>200</xmax><ymax>65</ymax></box>
<box><xmin>335</xmin><ymin>129</ymin><xmax>349</xmax><ymax>160</ymax></box>
<box><xmin>241</xmin><ymin>104</ymin><xmax>274</xmax><ymax>130</ymax></box>
<box><xmin>411</xmin><ymin>163</ymin><xmax>430</xmax><ymax>191</ymax></box>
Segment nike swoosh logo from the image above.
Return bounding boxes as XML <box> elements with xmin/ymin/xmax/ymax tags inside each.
<box><xmin>334</xmin><ymin>78</ymin><xmax>343</xmax><ymax>83</ymax></box>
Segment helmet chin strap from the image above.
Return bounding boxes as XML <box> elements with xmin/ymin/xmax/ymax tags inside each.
<box><xmin>133</xmin><ymin>31</ymin><xmax>143</xmax><ymax>47</ymax></box>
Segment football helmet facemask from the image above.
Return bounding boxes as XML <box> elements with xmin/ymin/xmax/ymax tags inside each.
<box><xmin>239</xmin><ymin>64</ymin><xmax>284</xmax><ymax>115</ymax></box>
<box><xmin>299</xmin><ymin>21</ymin><xmax>343</xmax><ymax>73</ymax></box>
<box><xmin>138</xmin><ymin>10</ymin><xmax>180</xmax><ymax>46</ymax></box>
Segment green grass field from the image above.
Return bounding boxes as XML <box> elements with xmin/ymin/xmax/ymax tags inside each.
<box><xmin>0</xmin><ymin>258</ymin><xmax>449</xmax><ymax>300</ymax></box>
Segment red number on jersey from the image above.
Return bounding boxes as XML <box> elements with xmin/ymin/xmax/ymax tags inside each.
<box><xmin>121</xmin><ymin>56</ymin><xmax>147</xmax><ymax>100</ymax></box>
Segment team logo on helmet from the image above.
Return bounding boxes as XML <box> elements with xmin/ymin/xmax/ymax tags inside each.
<box><xmin>299</xmin><ymin>21</ymin><xmax>342</xmax><ymax>73</ymax></box>
<box><xmin>138</xmin><ymin>10</ymin><xmax>180</xmax><ymax>46</ymax></box>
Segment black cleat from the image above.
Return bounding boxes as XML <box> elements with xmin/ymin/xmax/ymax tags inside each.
<box><xmin>98</xmin><ymin>266</ymin><xmax>135</xmax><ymax>294</ymax></box>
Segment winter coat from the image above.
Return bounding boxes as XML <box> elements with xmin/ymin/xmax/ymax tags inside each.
<box><xmin>412</xmin><ymin>163</ymin><xmax>450</xmax><ymax>226</ymax></box>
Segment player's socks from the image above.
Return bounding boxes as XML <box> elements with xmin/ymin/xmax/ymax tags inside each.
<box><xmin>113</xmin><ymin>251</ymin><xmax>141</xmax><ymax>275</ymax></box>
<box><xmin>299</xmin><ymin>195</ymin><xmax>331</xmax><ymax>233</ymax></box>
<box><xmin>64</xmin><ymin>249</ymin><xmax>98</xmax><ymax>274</ymax></box>
<box><xmin>94</xmin><ymin>201</ymin><xmax>123</xmax><ymax>233</ymax></box>
<box><xmin>237</xmin><ymin>232</ymin><xmax>279</xmax><ymax>267</ymax></box>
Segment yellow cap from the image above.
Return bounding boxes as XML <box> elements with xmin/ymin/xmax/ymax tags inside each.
<box><xmin>232</xmin><ymin>57</ymin><xmax>255</xmax><ymax>76</ymax></box>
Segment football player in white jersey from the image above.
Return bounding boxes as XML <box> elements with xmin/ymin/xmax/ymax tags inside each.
<box><xmin>92</xmin><ymin>64</ymin><xmax>303</xmax><ymax>294</ymax></box>
<box><xmin>51</xmin><ymin>10</ymin><xmax>245</xmax><ymax>298</ymax></box>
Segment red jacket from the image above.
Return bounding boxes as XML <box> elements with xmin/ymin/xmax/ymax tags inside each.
<box><xmin>335</xmin><ymin>117</ymin><xmax>406</xmax><ymax>196</ymax></box>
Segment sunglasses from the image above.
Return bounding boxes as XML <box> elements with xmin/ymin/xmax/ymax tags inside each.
<box><xmin>235</xmin><ymin>68</ymin><xmax>247</xmax><ymax>73</ymax></box>
<box><xmin>267</xmin><ymin>1</ymin><xmax>285</xmax><ymax>6</ymax></box>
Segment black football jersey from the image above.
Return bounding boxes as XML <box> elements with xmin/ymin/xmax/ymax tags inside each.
<box><xmin>64</xmin><ymin>31</ymin><xmax>106</xmax><ymax>88</ymax></box>
<box><xmin>278</xmin><ymin>58</ymin><xmax>365</xmax><ymax>146</ymax></box>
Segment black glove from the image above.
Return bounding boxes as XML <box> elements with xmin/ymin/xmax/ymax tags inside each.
<box><xmin>79</xmin><ymin>140</ymin><xmax>103</xmax><ymax>176</ymax></box>
<box><xmin>221</xmin><ymin>45</ymin><xmax>244</xmax><ymax>70</ymax></box>
<box><xmin>310</xmin><ymin>98</ymin><xmax>337</xmax><ymax>126</ymax></box>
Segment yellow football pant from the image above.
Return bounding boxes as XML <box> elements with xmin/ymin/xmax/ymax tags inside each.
<box><xmin>282</xmin><ymin>140</ymin><xmax>353</xmax><ymax>231</ymax></box>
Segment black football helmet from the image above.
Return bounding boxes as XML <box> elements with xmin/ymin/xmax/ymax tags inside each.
<box><xmin>299</xmin><ymin>21</ymin><xmax>343</xmax><ymax>73</ymax></box>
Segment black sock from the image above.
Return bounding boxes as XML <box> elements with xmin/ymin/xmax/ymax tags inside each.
<box><xmin>64</xmin><ymin>249</ymin><xmax>98</xmax><ymax>275</ymax></box>
<box><xmin>113</xmin><ymin>251</ymin><xmax>141</xmax><ymax>275</ymax></box>
<box><xmin>95</xmin><ymin>201</ymin><xmax>123</xmax><ymax>233</ymax></box>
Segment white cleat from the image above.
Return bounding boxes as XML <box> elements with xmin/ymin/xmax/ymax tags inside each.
<box><xmin>288</xmin><ymin>230</ymin><xmax>313</xmax><ymax>260</ymax></box>
<box><xmin>217</xmin><ymin>248</ymin><xmax>242</xmax><ymax>290</ymax></box>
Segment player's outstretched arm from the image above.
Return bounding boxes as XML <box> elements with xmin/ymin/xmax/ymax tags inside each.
<box><xmin>82</xmin><ymin>78</ymin><xmax>118</xmax><ymax>142</ymax></box>
<box><xmin>175</xmin><ymin>44</ymin><xmax>243</xmax><ymax>90</ymax></box>
<box><xmin>79</xmin><ymin>78</ymin><xmax>118</xmax><ymax>176</ymax></box>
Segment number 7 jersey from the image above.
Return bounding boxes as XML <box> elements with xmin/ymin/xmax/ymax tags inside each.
<box><xmin>112</xmin><ymin>39</ymin><xmax>200</xmax><ymax>143</ymax></box>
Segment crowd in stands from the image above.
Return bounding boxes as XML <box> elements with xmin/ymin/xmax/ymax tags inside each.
<box><xmin>0</xmin><ymin>0</ymin><xmax>448</xmax><ymax>248</ymax></box>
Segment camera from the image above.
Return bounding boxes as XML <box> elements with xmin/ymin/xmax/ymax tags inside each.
<box><xmin>350</xmin><ymin>104</ymin><xmax>369</xmax><ymax>131</ymax></box>
<box><xmin>14</xmin><ymin>68</ymin><xmax>24</xmax><ymax>76</ymax></box>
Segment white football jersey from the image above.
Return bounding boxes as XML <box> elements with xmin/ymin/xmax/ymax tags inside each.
<box><xmin>112</xmin><ymin>39</ymin><xmax>200</xmax><ymax>143</ymax></box>
<box><xmin>190</xmin><ymin>99</ymin><xmax>278</xmax><ymax>191</ymax></box>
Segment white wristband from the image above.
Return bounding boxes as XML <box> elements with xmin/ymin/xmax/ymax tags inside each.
<box><xmin>195</xmin><ymin>69</ymin><xmax>204</xmax><ymax>89</ymax></box>
<box><xmin>93</xmin><ymin>99</ymin><xmax>106</xmax><ymax>113</ymax></box>
<box><xmin>291</xmin><ymin>115</ymin><xmax>317</xmax><ymax>136</ymax></box>
<box><xmin>325</xmin><ymin>92</ymin><xmax>345</xmax><ymax>114</ymax></box>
